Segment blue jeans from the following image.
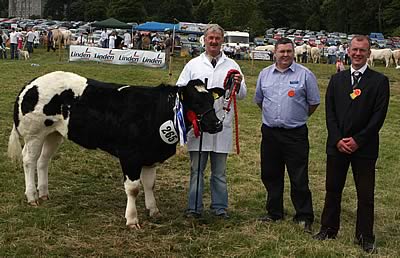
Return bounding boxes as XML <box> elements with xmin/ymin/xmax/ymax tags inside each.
<box><xmin>10</xmin><ymin>43</ymin><xmax>18</xmax><ymax>59</ymax></box>
<box><xmin>27</xmin><ymin>41</ymin><xmax>33</xmax><ymax>53</ymax></box>
<box><xmin>188</xmin><ymin>151</ymin><xmax>228</xmax><ymax>215</ymax></box>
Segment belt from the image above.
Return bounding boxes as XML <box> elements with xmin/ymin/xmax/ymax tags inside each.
<box><xmin>263</xmin><ymin>124</ymin><xmax>306</xmax><ymax>131</ymax></box>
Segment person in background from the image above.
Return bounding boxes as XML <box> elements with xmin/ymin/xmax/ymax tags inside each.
<box><xmin>100</xmin><ymin>29</ymin><xmax>108</xmax><ymax>48</ymax></box>
<box><xmin>123</xmin><ymin>30</ymin><xmax>132</xmax><ymax>49</ymax></box>
<box><xmin>26</xmin><ymin>28</ymin><xmax>35</xmax><ymax>54</ymax></box>
<box><xmin>47</xmin><ymin>29</ymin><xmax>56</xmax><ymax>52</ymax></box>
<box><xmin>327</xmin><ymin>43</ymin><xmax>337</xmax><ymax>64</ymax></box>
<box><xmin>9</xmin><ymin>28</ymin><xmax>18</xmax><ymax>59</ymax></box>
<box><xmin>33</xmin><ymin>28</ymin><xmax>40</xmax><ymax>48</ymax></box>
<box><xmin>108</xmin><ymin>31</ymin><xmax>116</xmax><ymax>49</ymax></box>
<box><xmin>176</xmin><ymin>24</ymin><xmax>247</xmax><ymax>219</ymax></box>
<box><xmin>313</xmin><ymin>35</ymin><xmax>390</xmax><ymax>254</ymax></box>
<box><xmin>17</xmin><ymin>28</ymin><xmax>23</xmax><ymax>50</ymax></box>
<box><xmin>0</xmin><ymin>30</ymin><xmax>8</xmax><ymax>59</ymax></box>
<box><xmin>254</xmin><ymin>37</ymin><xmax>320</xmax><ymax>233</ymax></box>
<box><xmin>164</xmin><ymin>33</ymin><xmax>172</xmax><ymax>66</ymax></box>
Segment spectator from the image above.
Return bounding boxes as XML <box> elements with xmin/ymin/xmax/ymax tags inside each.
<box><xmin>109</xmin><ymin>31</ymin><xmax>116</xmax><ymax>49</ymax></box>
<box><xmin>47</xmin><ymin>29</ymin><xmax>56</xmax><ymax>52</ymax></box>
<box><xmin>164</xmin><ymin>34</ymin><xmax>173</xmax><ymax>66</ymax></box>
<box><xmin>33</xmin><ymin>28</ymin><xmax>40</xmax><ymax>48</ymax></box>
<box><xmin>17</xmin><ymin>28</ymin><xmax>23</xmax><ymax>50</ymax></box>
<box><xmin>10</xmin><ymin>28</ymin><xmax>19</xmax><ymax>59</ymax></box>
<box><xmin>100</xmin><ymin>29</ymin><xmax>108</xmax><ymax>48</ymax></box>
<box><xmin>26</xmin><ymin>28</ymin><xmax>35</xmax><ymax>54</ymax></box>
<box><xmin>123</xmin><ymin>30</ymin><xmax>132</xmax><ymax>48</ymax></box>
<box><xmin>0</xmin><ymin>30</ymin><xmax>8</xmax><ymax>59</ymax></box>
<box><xmin>327</xmin><ymin>44</ymin><xmax>337</xmax><ymax>64</ymax></box>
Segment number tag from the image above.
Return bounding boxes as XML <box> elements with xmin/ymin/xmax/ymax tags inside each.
<box><xmin>159</xmin><ymin>120</ymin><xmax>178</xmax><ymax>144</ymax></box>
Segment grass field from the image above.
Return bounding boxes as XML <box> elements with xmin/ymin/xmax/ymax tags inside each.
<box><xmin>1</xmin><ymin>48</ymin><xmax>399</xmax><ymax>257</ymax></box>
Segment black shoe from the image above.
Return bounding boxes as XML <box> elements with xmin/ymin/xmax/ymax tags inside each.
<box><xmin>312</xmin><ymin>229</ymin><xmax>337</xmax><ymax>240</ymax></box>
<box><xmin>215</xmin><ymin>212</ymin><xmax>230</xmax><ymax>220</ymax></box>
<box><xmin>258</xmin><ymin>214</ymin><xmax>281</xmax><ymax>222</ymax></box>
<box><xmin>355</xmin><ymin>236</ymin><xmax>377</xmax><ymax>254</ymax></box>
<box><xmin>297</xmin><ymin>221</ymin><xmax>313</xmax><ymax>234</ymax></box>
<box><xmin>362</xmin><ymin>241</ymin><xmax>377</xmax><ymax>254</ymax></box>
<box><xmin>184</xmin><ymin>211</ymin><xmax>201</xmax><ymax>219</ymax></box>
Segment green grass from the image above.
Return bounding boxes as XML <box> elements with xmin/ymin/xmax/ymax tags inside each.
<box><xmin>1</xmin><ymin>48</ymin><xmax>399</xmax><ymax>257</ymax></box>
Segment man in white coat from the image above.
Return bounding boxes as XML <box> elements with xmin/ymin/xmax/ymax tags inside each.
<box><xmin>176</xmin><ymin>24</ymin><xmax>247</xmax><ymax>218</ymax></box>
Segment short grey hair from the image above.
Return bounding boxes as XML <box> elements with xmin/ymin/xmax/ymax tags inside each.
<box><xmin>350</xmin><ymin>35</ymin><xmax>371</xmax><ymax>50</ymax></box>
<box><xmin>204</xmin><ymin>24</ymin><xmax>224</xmax><ymax>37</ymax></box>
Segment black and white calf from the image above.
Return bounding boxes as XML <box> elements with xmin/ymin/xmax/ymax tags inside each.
<box><xmin>8</xmin><ymin>71</ymin><xmax>224</xmax><ymax>229</ymax></box>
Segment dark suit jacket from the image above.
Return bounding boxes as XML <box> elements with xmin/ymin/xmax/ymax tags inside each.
<box><xmin>325</xmin><ymin>67</ymin><xmax>390</xmax><ymax>159</ymax></box>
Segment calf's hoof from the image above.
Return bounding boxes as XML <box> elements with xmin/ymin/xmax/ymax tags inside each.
<box><xmin>39</xmin><ymin>195</ymin><xmax>49</xmax><ymax>201</ymax></box>
<box><xmin>149</xmin><ymin>208</ymin><xmax>160</xmax><ymax>218</ymax></box>
<box><xmin>28</xmin><ymin>200</ymin><xmax>39</xmax><ymax>206</ymax></box>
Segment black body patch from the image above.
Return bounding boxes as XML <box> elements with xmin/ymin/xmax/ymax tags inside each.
<box><xmin>43</xmin><ymin>89</ymin><xmax>77</xmax><ymax>119</ymax></box>
<box><xmin>44</xmin><ymin>119</ymin><xmax>54</xmax><ymax>126</ymax></box>
<box><xmin>21</xmin><ymin>86</ymin><xmax>39</xmax><ymax>115</ymax></box>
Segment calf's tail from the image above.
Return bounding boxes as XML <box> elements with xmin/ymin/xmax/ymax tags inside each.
<box><xmin>8</xmin><ymin>124</ymin><xmax>22</xmax><ymax>163</ymax></box>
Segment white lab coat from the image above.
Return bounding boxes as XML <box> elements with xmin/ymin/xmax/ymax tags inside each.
<box><xmin>176</xmin><ymin>52</ymin><xmax>247</xmax><ymax>153</ymax></box>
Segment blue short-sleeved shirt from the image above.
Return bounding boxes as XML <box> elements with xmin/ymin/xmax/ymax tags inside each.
<box><xmin>254</xmin><ymin>62</ymin><xmax>320</xmax><ymax>129</ymax></box>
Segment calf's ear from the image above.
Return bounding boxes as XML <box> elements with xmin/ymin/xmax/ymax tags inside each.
<box><xmin>209</xmin><ymin>88</ymin><xmax>225</xmax><ymax>100</ymax></box>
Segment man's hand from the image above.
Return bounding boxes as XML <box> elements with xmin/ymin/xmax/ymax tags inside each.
<box><xmin>342</xmin><ymin>137</ymin><xmax>359</xmax><ymax>152</ymax></box>
<box><xmin>233</xmin><ymin>74</ymin><xmax>242</xmax><ymax>93</ymax></box>
<box><xmin>336</xmin><ymin>137</ymin><xmax>359</xmax><ymax>154</ymax></box>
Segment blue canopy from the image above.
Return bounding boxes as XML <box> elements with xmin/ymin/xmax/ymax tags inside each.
<box><xmin>135</xmin><ymin>22</ymin><xmax>178</xmax><ymax>32</ymax></box>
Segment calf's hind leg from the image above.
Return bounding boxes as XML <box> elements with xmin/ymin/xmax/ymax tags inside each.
<box><xmin>22</xmin><ymin>137</ymin><xmax>45</xmax><ymax>205</ymax></box>
<box><xmin>141</xmin><ymin>166</ymin><xmax>160</xmax><ymax>217</ymax></box>
<box><xmin>37</xmin><ymin>132</ymin><xmax>64</xmax><ymax>200</ymax></box>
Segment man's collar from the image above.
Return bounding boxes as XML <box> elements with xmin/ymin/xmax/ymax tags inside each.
<box><xmin>206</xmin><ymin>52</ymin><xmax>222</xmax><ymax>62</ymax></box>
<box><xmin>351</xmin><ymin>63</ymin><xmax>368</xmax><ymax>74</ymax></box>
<box><xmin>273</xmin><ymin>62</ymin><xmax>296</xmax><ymax>73</ymax></box>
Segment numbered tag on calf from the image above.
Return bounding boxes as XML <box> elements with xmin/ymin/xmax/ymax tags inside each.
<box><xmin>159</xmin><ymin>120</ymin><xmax>179</xmax><ymax>144</ymax></box>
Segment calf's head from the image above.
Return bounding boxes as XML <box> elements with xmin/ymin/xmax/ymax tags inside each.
<box><xmin>180</xmin><ymin>79</ymin><xmax>224</xmax><ymax>134</ymax></box>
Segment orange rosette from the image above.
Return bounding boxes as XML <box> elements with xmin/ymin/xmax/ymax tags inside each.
<box><xmin>288</xmin><ymin>89</ymin><xmax>295</xmax><ymax>97</ymax></box>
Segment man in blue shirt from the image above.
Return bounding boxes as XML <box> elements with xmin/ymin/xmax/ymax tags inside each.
<box><xmin>254</xmin><ymin>37</ymin><xmax>320</xmax><ymax>233</ymax></box>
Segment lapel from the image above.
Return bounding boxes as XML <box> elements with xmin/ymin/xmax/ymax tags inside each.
<box><xmin>357</xmin><ymin>67</ymin><xmax>372</xmax><ymax>90</ymax></box>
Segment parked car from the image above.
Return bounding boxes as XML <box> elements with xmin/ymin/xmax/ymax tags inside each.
<box><xmin>187</xmin><ymin>34</ymin><xmax>197</xmax><ymax>42</ymax></box>
<box><xmin>294</xmin><ymin>36</ymin><xmax>304</xmax><ymax>45</ymax></box>
<box><xmin>253</xmin><ymin>37</ymin><xmax>265</xmax><ymax>46</ymax></box>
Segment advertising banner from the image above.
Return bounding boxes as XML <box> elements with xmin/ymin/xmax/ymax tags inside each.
<box><xmin>251</xmin><ymin>50</ymin><xmax>272</xmax><ymax>61</ymax></box>
<box><xmin>69</xmin><ymin>46</ymin><xmax>166</xmax><ymax>68</ymax></box>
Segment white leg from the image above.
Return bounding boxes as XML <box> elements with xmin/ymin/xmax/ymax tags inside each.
<box><xmin>124</xmin><ymin>177</ymin><xmax>141</xmax><ymax>229</ymax></box>
<box><xmin>37</xmin><ymin>132</ymin><xmax>63</xmax><ymax>200</ymax></box>
<box><xmin>22</xmin><ymin>138</ymin><xmax>45</xmax><ymax>205</ymax></box>
<box><xmin>140</xmin><ymin>166</ymin><xmax>159</xmax><ymax>217</ymax></box>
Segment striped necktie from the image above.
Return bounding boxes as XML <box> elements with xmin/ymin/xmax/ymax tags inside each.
<box><xmin>211</xmin><ymin>58</ymin><xmax>217</xmax><ymax>68</ymax></box>
<box><xmin>352</xmin><ymin>71</ymin><xmax>362</xmax><ymax>88</ymax></box>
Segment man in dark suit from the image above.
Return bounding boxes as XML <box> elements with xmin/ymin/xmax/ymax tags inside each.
<box><xmin>313</xmin><ymin>35</ymin><xmax>390</xmax><ymax>254</ymax></box>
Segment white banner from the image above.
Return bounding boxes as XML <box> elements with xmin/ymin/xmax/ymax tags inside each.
<box><xmin>69</xmin><ymin>45</ymin><xmax>166</xmax><ymax>68</ymax></box>
<box><xmin>251</xmin><ymin>50</ymin><xmax>272</xmax><ymax>61</ymax></box>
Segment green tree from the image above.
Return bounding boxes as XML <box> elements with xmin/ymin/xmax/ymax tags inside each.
<box><xmin>158</xmin><ymin>0</ymin><xmax>194</xmax><ymax>23</ymax></box>
<box><xmin>0</xmin><ymin>0</ymin><xmax>8</xmax><ymax>17</ymax></box>
<box><xmin>193</xmin><ymin>0</ymin><xmax>215</xmax><ymax>23</ymax></box>
<box><xmin>108</xmin><ymin>0</ymin><xmax>147</xmax><ymax>22</ymax></box>
<box><xmin>382</xmin><ymin>0</ymin><xmax>400</xmax><ymax>34</ymax></box>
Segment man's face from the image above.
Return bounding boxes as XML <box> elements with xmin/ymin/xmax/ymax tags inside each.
<box><xmin>349</xmin><ymin>39</ymin><xmax>371</xmax><ymax>70</ymax></box>
<box><xmin>204</xmin><ymin>30</ymin><xmax>224</xmax><ymax>57</ymax></box>
<box><xmin>274</xmin><ymin>43</ymin><xmax>294</xmax><ymax>69</ymax></box>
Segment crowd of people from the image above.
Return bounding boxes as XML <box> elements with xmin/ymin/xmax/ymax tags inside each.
<box><xmin>177</xmin><ymin>24</ymin><xmax>389</xmax><ymax>255</ymax></box>
<box><xmin>0</xmin><ymin>27</ymin><xmax>40</xmax><ymax>59</ymax></box>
